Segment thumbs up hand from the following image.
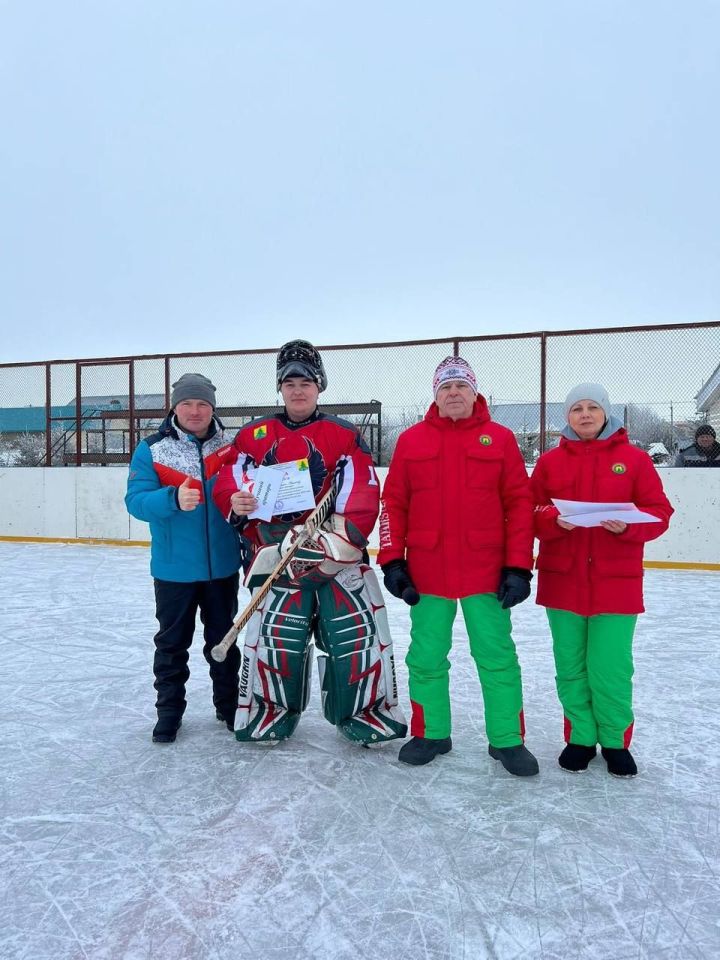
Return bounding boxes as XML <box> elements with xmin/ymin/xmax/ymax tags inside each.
<box><xmin>178</xmin><ymin>476</ymin><xmax>201</xmax><ymax>511</ymax></box>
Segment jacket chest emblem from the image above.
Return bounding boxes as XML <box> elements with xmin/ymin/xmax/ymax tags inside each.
<box><xmin>611</xmin><ymin>462</ymin><xmax>626</xmax><ymax>474</ymax></box>
<box><xmin>479</xmin><ymin>434</ymin><xmax>492</xmax><ymax>446</ymax></box>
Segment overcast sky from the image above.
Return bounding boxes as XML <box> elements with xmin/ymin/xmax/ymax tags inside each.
<box><xmin>1</xmin><ymin>2</ymin><xmax>718</xmax><ymax>364</ymax></box>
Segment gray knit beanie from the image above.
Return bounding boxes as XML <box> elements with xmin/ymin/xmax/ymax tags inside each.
<box><xmin>564</xmin><ymin>383</ymin><xmax>610</xmax><ymax>420</ymax></box>
<box><xmin>171</xmin><ymin>373</ymin><xmax>217</xmax><ymax>409</ymax></box>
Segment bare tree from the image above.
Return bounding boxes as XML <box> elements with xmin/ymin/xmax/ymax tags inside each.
<box><xmin>624</xmin><ymin>404</ymin><xmax>675</xmax><ymax>451</ymax></box>
<box><xmin>379</xmin><ymin>405</ymin><xmax>425</xmax><ymax>465</ymax></box>
<box><xmin>3</xmin><ymin>431</ymin><xmax>46</xmax><ymax>466</ymax></box>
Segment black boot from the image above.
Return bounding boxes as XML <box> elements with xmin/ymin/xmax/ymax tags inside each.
<box><xmin>398</xmin><ymin>736</ymin><xmax>452</xmax><ymax>766</ymax></box>
<box><xmin>558</xmin><ymin>744</ymin><xmax>597</xmax><ymax>773</ymax></box>
<box><xmin>489</xmin><ymin>743</ymin><xmax>539</xmax><ymax>777</ymax></box>
<box><xmin>152</xmin><ymin>716</ymin><xmax>182</xmax><ymax>743</ymax></box>
<box><xmin>601</xmin><ymin>747</ymin><xmax>637</xmax><ymax>778</ymax></box>
<box><xmin>215</xmin><ymin>708</ymin><xmax>235</xmax><ymax>732</ymax></box>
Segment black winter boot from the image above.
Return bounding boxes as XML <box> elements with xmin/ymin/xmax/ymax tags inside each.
<box><xmin>558</xmin><ymin>744</ymin><xmax>597</xmax><ymax>773</ymax></box>
<box><xmin>398</xmin><ymin>736</ymin><xmax>452</xmax><ymax>766</ymax></box>
<box><xmin>489</xmin><ymin>743</ymin><xmax>539</xmax><ymax>777</ymax></box>
<box><xmin>601</xmin><ymin>747</ymin><xmax>638</xmax><ymax>778</ymax></box>
<box><xmin>152</xmin><ymin>716</ymin><xmax>182</xmax><ymax>743</ymax></box>
<box><xmin>215</xmin><ymin>708</ymin><xmax>235</xmax><ymax>732</ymax></box>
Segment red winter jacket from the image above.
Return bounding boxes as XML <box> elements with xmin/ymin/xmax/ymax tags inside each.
<box><xmin>531</xmin><ymin>429</ymin><xmax>673</xmax><ymax>616</ymax></box>
<box><xmin>377</xmin><ymin>397</ymin><xmax>534</xmax><ymax>599</ymax></box>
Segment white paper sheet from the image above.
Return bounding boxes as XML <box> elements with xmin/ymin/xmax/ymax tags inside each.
<box><xmin>551</xmin><ymin>498</ymin><xmax>661</xmax><ymax>527</ymax></box>
<box><xmin>230</xmin><ymin>463</ymin><xmax>284</xmax><ymax>521</ymax></box>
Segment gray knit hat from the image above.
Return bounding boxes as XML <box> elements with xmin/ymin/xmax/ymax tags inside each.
<box><xmin>171</xmin><ymin>373</ymin><xmax>217</xmax><ymax>409</ymax></box>
<box><xmin>564</xmin><ymin>383</ymin><xmax>610</xmax><ymax>420</ymax></box>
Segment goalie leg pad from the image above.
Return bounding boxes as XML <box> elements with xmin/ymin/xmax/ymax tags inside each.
<box><xmin>315</xmin><ymin>565</ymin><xmax>407</xmax><ymax>745</ymax></box>
<box><xmin>234</xmin><ymin>584</ymin><xmax>316</xmax><ymax>742</ymax></box>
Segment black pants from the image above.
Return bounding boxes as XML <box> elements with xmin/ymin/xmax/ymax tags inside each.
<box><xmin>152</xmin><ymin>574</ymin><xmax>240</xmax><ymax>721</ymax></box>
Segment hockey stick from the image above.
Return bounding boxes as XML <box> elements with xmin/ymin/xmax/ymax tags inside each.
<box><xmin>211</xmin><ymin>484</ymin><xmax>336</xmax><ymax>663</ymax></box>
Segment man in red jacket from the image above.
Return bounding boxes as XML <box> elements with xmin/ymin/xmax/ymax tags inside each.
<box><xmin>378</xmin><ymin>356</ymin><xmax>539</xmax><ymax>775</ymax></box>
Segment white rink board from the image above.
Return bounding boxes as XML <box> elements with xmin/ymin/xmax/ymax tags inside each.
<box><xmin>0</xmin><ymin>465</ymin><xmax>718</xmax><ymax>566</ymax></box>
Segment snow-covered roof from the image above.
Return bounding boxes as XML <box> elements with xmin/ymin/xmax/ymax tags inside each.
<box><xmin>490</xmin><ymin>402</ymin><xmax>625</xmax><ymax>433</ymax></box>
<box><xmin>696</xmin><ymin>361</ymin><xmax>720</xmax><ymax>411</ymax></box>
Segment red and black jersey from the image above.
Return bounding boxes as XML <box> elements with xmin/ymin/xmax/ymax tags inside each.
<box><xmin>213</xmin><ymin>409</ymin><xmax>379</xmax><ymax>546</ymax></box>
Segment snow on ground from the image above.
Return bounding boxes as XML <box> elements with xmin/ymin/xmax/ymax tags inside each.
<box><xmin>1</xmin><ymin>542</ymin><xmax>719</xmax><ymax>960</ymax></box>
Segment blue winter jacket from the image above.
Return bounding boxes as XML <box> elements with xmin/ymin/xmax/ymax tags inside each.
<box><xmin>125</xmin><ymin>414</ymin><xmax>241</xmax><ymax>582</ymax></box>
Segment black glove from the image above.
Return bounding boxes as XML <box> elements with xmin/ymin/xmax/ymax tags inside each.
<box><xmin>497</xmin><ymin>567</ymin><xmax>532</xmax><ymax>609</ymax></box>
<box><xmin>381</xmin><ymin>559</ymin><xmax>420</xmax><ymax>606</ymax></box>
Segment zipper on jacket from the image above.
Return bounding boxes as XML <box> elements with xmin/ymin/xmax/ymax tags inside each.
<box><xmin>197</xmin><ymin>437</ymin><xmax>213</xmax><ymax>580</ymax></box>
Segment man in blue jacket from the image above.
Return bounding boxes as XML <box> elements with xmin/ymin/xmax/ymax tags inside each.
<box><xmin>125</xmin><ymin>373</ymin><xmax>242</xmax><ymax>743</ymax></box>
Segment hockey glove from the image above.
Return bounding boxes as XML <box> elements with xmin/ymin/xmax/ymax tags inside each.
<box><xmin>381</xmin><ymin>559</ymin><xmax>420</xmax><ymax>606</ymax></box>
<box><xmin>496</xmin><ymin>567</ymin><xmax>532</xmax><ymax>609</ymax></box>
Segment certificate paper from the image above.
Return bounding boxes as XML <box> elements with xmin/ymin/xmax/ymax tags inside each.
<box><xmin>231</xmin><ymin>464</ymin><xmax>283</xmax><ymax>521</ymax></box>
<box><xmin>271</xmin><ymin>459</ymin><xmax>317</xmax><ymax>514</ymax></box>
<box><xmin>551</xmin><ymin>498</ymin><xmax>661</xmax><ymax>528</ymax></box>
<box><xmin>230</xmin><ymin>458</ymin><xmax>317</xmax><ymax>518</ymax></box>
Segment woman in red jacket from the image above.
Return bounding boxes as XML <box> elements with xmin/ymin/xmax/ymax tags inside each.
<box><xmin>531</xmin><ymin>383</ymin><xmax>673</xmax><ymax>777</ymax></box>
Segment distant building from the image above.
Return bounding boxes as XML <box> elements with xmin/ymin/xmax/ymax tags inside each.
<box><xmin>696</xmin><ymin>362</ymin><xmax>720</xmax><ymax>432</ymax></box>
<box><xmin>0</xmin><ymin>394</ymin><xmax>167</xmax><ymax>464</ymax></box>
<box><xmin>0</xmin><ymin>405</ymin><xmax>79</xmax><ymax>441</ymax></box>
<box><xmin>490</xmin><ymin>401</ymin><xmax>627</xmax><ymax>460</ymax></box>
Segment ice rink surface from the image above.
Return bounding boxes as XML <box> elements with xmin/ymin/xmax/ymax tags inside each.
<box><xmin>1</xmin><ymin>542</ymin><xmax>719</xmax><ymax>960</ymax></box>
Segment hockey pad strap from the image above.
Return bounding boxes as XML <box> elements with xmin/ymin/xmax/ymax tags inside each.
<box><xmin>243</xmin><ymin>543</ymin><xmax>281</xmax><ymax>590</ymax></box>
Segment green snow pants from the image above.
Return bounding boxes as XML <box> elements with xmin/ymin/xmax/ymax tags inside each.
<box><xmin>546</xmin><ymin>608</ymin><xmax>637</xmax><ymax>749</ymax></box>
<box><xmin>407</xmin><ymin>593</ymin><xmax>525</xmax><ymax>747</ymax></box>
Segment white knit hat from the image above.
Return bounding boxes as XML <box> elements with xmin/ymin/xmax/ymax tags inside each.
<box><xmin>433</xmin><ymin>357</ymin><xmax>478</xmax><ymax>398</ymax></box>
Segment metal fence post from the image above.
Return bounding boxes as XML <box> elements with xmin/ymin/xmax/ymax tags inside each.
<box><xmin>539</xmin><ymin>332</ymin><xmax>547</xmax><ymax>455</ymax></box>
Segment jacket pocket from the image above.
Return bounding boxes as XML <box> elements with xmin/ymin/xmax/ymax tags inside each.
<box><xmin>541</xmin><ymin>481</ymin><xmax>576</xmax><ymax>501</ymax></box>
<box><xmin>465</xmin><ymin>446</ymin><xmax>504</xmax><ymax>489</ymax></box>
<box><xmin>593</xmin><ymin>553</ymin><xmax>643</xmax><ymax>578</ymax></box>
<box><xmin>407</xmin><ymin>528</ymin><xmax>439</xmax><ymax>550</ymax></box>
<box><xmin>466</xmin><ymin>528</ymin><xmax>503</xmax><ymax>550</ymax></box>
<box><xmin>406</xmin><ymin>453</ymin><xmax>438</xmax><ymax>491</ymax></box>
<box><xmin>535</xmin><ymin>548</ymin><xmax>573</xmax><ymax>574</ymax></box>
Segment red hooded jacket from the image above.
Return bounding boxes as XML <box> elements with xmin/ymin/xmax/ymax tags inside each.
<box><xmin>531</xmin><ymin>428</ymin><xmax>673</xmax><ymax>616</ymax></box>
<box><xmin>377</xmin><ymin>397</ymin><xmax>534</xmax><ymax>599</ymax></box>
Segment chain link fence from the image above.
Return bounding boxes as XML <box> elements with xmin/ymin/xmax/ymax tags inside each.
<box><xmin>1</xmin><ymin>322</ymin><xmax>718</xmax><ymax>466</ymax></box>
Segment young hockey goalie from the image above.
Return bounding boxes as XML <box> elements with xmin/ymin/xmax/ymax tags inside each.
<box><xmin>213</xmin><ymin>340</ymin><xmax>407</xmax><ymax>746</ymax></box>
